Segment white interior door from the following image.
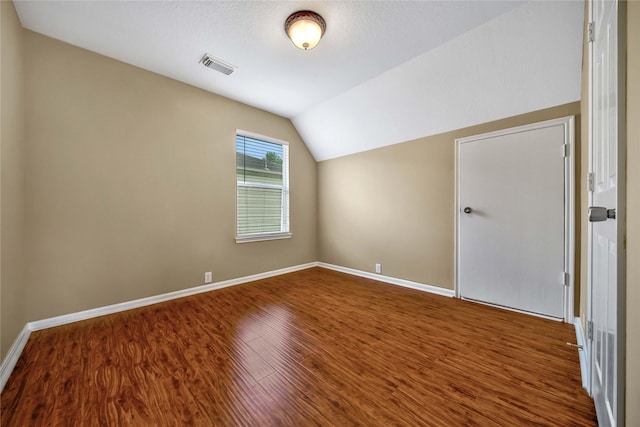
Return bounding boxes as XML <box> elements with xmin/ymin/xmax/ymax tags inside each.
<box><xmin>589</xmin><ymin>0</ymin><xmax>624</xmax><ymax>425</ymax></box>
<box><xmin>457</xmin><ymin>118</ymin><xmax>573</xmax><ymax>320</ymax></box>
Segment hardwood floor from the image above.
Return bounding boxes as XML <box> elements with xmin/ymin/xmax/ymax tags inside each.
<box><xmin>1</xmin><ymin>267</ymin><xmax>596</xmax><ymax>426</ymax></box>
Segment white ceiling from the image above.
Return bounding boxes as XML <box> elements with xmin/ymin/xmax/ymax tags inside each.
<box><xmin>14</xmin><ymin>1</ymin><xmax>584</xmax><ymax>161</ymax></box>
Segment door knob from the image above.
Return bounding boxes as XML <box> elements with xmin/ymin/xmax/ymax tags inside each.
<box><xmin>589</xmin><ymin>206</ymin><xmax>616</xmax><ymax>222</ymax></box>
<box><xmin>463</xmin><ymin>207</ymin><xmax>472</xmax><ymax>214</ymax></box>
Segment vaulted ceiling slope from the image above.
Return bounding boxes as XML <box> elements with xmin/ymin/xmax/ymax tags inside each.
<box><xmin>14</xmin><ymin>1</ymin><xmax>584</xmax><ymax>161</ymax></box>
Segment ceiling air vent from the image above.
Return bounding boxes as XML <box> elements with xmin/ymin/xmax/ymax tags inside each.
<box><xmin>199</xmin><ymin>54</ymin><xmax>236</xmax><ymax>75</ymax></box>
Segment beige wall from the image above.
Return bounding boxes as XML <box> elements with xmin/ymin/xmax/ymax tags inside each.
<box><xmin>22</xmin><ymin>31</ymin><xmax>317</xmax><ymax>323</ymax></box>
<box><xmin>1</xmin><ymin>1</ymin><xmax>27</xmax><ymax>358</ymax></box>
<box><xmin>318</xmin><ymin>103</ymin><xmax>581</xmax><ymax>296</ymax></box>
<box><xmin>626</xmin><ymin>1</ymin><xmax>639</xmax><ymax>423</ymax></box>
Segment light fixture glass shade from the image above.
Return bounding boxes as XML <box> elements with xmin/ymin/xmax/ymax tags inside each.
<box><xmin>285</xmin><ymin>11</ymin><xmax>326</xmax><ymax>50</ymax></box>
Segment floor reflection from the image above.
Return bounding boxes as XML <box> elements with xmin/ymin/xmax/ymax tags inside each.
<box><xmin>231</xmin><ymin>305</ymin><xmax>297</xmax><ymax>421</ymax></box>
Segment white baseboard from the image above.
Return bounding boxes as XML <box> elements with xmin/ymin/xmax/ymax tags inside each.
<box><xmin>0</xmin><ymin>260</ymin><xmax>454</xmax><ymax>393</ymax></box>
<box><xmin>573</xmin><ymin>316</ymin><xmax>590</xmax><ymax>392</ymax></box>
<box><xmin>28</xmin><ymin>262</ymin><xmax>318</xmax><ymax>331</ymax></box>
<box><xmin>317</xmin><ymin>262</ymin><xmax>455</xmax><ymax>298</ymax></box>
<box><xmin>0</xmin><ymin>262</ymin><xmax>317</xmax><ymax>393</ymax></box>
<box><xmin>0</xmin><ymin>325</ymin><xmax>32</xmax><ymax>392</ymax></box>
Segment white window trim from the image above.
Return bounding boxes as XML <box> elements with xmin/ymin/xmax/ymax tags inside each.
<box><xmin>236</xmin><ymin>129</ymin><xmax>289</xmax><ymax>147</ymax></box>
<box><xmin>235</xmin><ymin>129</ymin><xmax>291</xmax><ymax>243</ymax></box>
<box><xmin>235</xmin><ymin>232</ymin><xmax>292</xmax><ymax>244</ymax></box>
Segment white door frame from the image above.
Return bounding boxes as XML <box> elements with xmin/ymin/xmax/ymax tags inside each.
<box><xmin>454</xmin><ymin>116</ymin><xmax>575</xmax><ymax>323</ymax></box>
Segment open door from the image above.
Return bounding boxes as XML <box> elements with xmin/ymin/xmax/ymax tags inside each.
<box><xmin>587</xmin><ymin>0</ymin><xmax>626</xmax><ymax>425</ymax></box>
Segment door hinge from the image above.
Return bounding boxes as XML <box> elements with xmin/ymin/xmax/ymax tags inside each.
<box><xmin>587</xmin><ymin>172</ymin><xmax>595</xmax><ymax>192</ymax></box>
<box><xmin>587</xmin><ymin>320</ymin><xmax>594</xmax><ymax>341</ymax></box>
<box><xmin>562</xmin><ymin>272</ymin><xmax>570</xmax><ymax>286</ymax></box>
<box><xmin>562</xmin><ymin>144</ymin><xmax>570</xmax><ymax>157</ymax></box>
<box><xmin>588</xmin><ymin>22</ymin><xmax>595</xmax><ymax>43</ymax></box>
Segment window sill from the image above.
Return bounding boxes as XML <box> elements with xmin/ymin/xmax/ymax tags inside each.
<box><xmin>235</xmin><ymin>232</ymin><xmax>292</xmax><ymax>244</ymax></box>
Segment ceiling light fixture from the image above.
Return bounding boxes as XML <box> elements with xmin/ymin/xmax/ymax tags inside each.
<box><xmin>284</xmin><ymin>10</ymin><xmax>326</xmax><ymax>50</ymax></box>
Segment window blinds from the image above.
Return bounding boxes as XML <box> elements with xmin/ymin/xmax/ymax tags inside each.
<box><xmin>236</xmin><ymin>133</ymin><xmax>289</xmax><ymax>238</ymax></box>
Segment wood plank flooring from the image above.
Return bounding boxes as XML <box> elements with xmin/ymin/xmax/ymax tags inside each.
<box><xmin>1</xmin><ymin>267</ymin><xmax>597</xmax><ymax>426</ymax></box>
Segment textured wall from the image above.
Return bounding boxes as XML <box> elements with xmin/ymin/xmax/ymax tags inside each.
<box><xmin>1</xmin><ymin>0</ymin><xmax>26</xmax><ymax>359</ymax></box>
<box><xmin>23</xmin><ymin>31</ymin><xmax>317</xmax><ymax>322</ymax></box>
<box><xmin>318</xmin><ymin>103</ymin><xmax>581</xmax><ymax>296</ymax></box>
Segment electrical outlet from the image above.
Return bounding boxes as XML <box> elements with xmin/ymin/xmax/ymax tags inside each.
<box><xmin>204</xmin><ymin>272</ymin><xmax>212</xmax><ymax>283</ymax></box>
<box><xmin>375</xmin><ymin>263</ymin><xmax>381</xmax><ymax>274</ymax></box>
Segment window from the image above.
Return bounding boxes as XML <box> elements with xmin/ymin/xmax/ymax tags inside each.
<box><xmin>236</xmin><ymin>131</ymin><xmax>290</xmax><ymax>243</ymax></box>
